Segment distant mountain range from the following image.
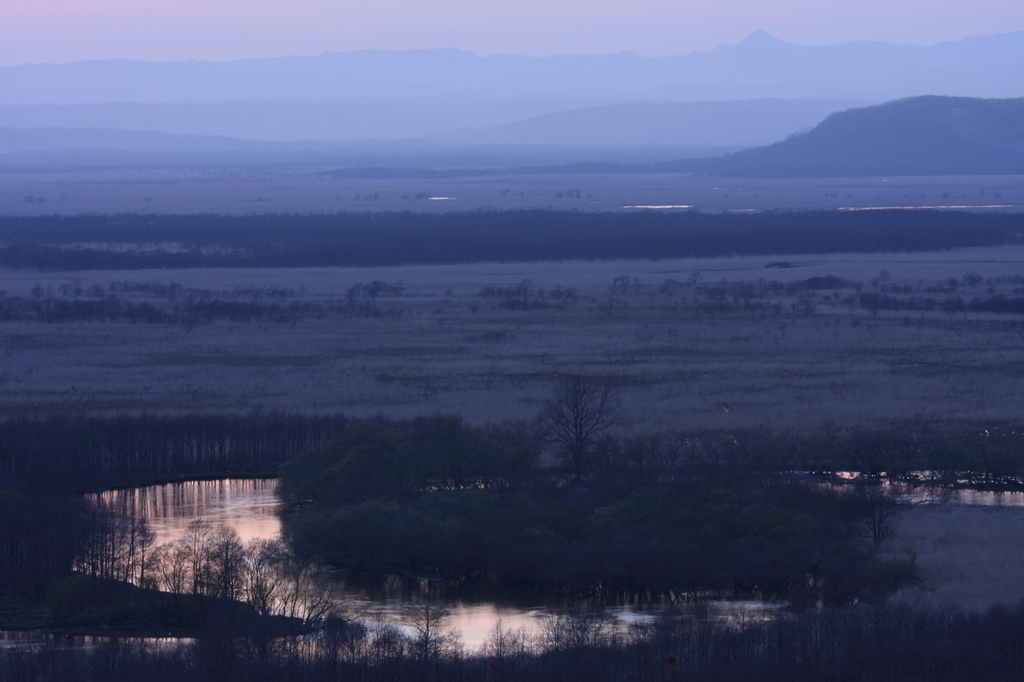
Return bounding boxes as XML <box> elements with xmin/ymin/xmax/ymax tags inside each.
<box><xmin>431</xmin><ymin>100</ymin><xmax>870</xmax><ymax>147</ymax></box>
<box><xmin>0</xmin><ymin>31</ymin><xmax>1019</xmax><ymax>153</ymax></box>
<box><xmin>676</xmin><ymin>96</ymin><xmax>1024</xmax><ymax>176</ymax></box>
<box><xmin>0</xmin><ymin>99</ymin><xmax>865</xmax><ymax>151</ymax></box>
<box><xmin>0</xmin><ymin>126</ymin><xmax>733</xmax><ymax>170</ymax></box>
<box><xmin>323</xmin><ymin>96</ymin><xmax>1024</xmax><ymax>178</ymax></box>
<box><xmin>0</xmin><ymin>126</ymin><xmax>280</xmax><ymax>153</ymax></box>
<box><xmin>0</xmin><ymin>101</ymin><xmax>597</xmax><ymax>143</ymax></box>
<box><xmin>2</xmin><ymin>31</ymin><xmax>1022</xmax><ymax>106</ymax></box>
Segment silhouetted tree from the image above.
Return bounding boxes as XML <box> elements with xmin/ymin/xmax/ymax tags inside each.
<box><xmin>541</xmin><ymin>374</ymin><xmax>621</xmax><ymax>476</ymax></box>
<box><xmin>856</xmin><ymin>482</ymin><xmax>903</xmax><ymax>549</ymax></box>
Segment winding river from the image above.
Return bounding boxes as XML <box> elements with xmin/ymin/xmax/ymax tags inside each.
<box><xmin>94</xmin><ymin>479</ymin><xmax>780</xmax><ymax>648</ymax></box>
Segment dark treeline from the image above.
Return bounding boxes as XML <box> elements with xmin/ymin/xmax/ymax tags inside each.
<box><xmin>0</xmin><ymin>487</ymin><xmax>86</xmax><ymax>596</ymax></box>
<box><xmin>3</xmin><ymin>411</ymin><xmax>1024</xmax><ymax>500</ymax></box>
<box><xmin>0</xmin><ymin>209</ymin><xmax>1020</xmax><ymax>270</ymax></box>
<box><xmin>6</xmin><ymin>601</ymin><xmax>1024</xmax><ymax>682</ymax></box>
<box><xmin>0</xmin><ymin>412</ymin><xmax>348</xmax><ymax>491</ymax></box>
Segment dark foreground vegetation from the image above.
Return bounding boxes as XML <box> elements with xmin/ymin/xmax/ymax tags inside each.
<box><xmin>6</xmin><ymin>601</ymin><xmax>1024</xmax><ymax>682</ymax></box>
<box><xmin>5</xmin><ymin>406</ymin><xmax>1024</xmax><ymax>678</ymax></box>
<box><xmin>0</xmin><ymin>209</ymin><xmax>1020</xmax><ymax>270</ymax></box>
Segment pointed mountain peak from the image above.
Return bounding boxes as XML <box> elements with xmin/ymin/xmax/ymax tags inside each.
<box><xmin>736</xmin><ymin>31</ymin><xmax>789</xmax><ymax>48</ymax></box>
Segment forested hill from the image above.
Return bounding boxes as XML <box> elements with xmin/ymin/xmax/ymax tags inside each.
<box><xmin>669</xmin><ymin>97</ymin><xmax>1024</xmax><ymax>177</ymax></box>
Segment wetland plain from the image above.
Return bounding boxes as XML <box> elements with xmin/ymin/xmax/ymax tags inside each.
<box><xmin>3</xmin><ymin>245</ymin><xmax>1024</xmax><ymax>431</ymax></box>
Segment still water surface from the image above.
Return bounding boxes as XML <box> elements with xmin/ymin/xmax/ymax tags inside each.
<box><xmin>98</xmin><ymin>478</ymin><xmax>281</xmax><ymax>546</ymax></box>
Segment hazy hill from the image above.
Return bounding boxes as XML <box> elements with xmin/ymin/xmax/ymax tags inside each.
<box><xmin>0</xmin><ymin>126</ymin><xmax>727</xmax><ymax>170</ymax></box>
<box><xmin>0</xmin><ymin>98</ymin><xmax>864</xmax><ymax>148</ymax></box>
<box><xmin>678</xmin><ymin>97</ymin><xmax>1024</xmax><ymax>177</ymax></box>
<box><xmin>4</xmin><ymin>97</ymin><xmax>1023</xmax><ymax>178</ymax></box>
<box><xmin>1</xmin><ymin>31</ymin><xmax>1021</xmax><ymax>106</ymax></box>
<box><xmin>431</xmin><ymin>99</ymin><xmax>870</xmax><ymax>147</ymax></box>
<box><xmin>0</xmin><ymin>126</ymin><xmax>282</xmax><ymax>153</ymax></box>
<box><xmin>0</xmin><ymin>101</ymin><xmax>597</xmax><ymax>142</ymax></box>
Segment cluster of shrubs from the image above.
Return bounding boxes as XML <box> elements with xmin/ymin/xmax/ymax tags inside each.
<box><xmin>476</xmin><ymin>280</ymin><xmax>578</xmax><ymax>311</ymax></box>
<box><xmin>278</xmin><ymin>418</ymin><xmax>914</xmax><ymax>604</ymax></box>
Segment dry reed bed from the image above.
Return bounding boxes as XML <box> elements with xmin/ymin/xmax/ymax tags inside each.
<box><xmin>1</xmin><ymin>245</ymin><xmax>1024</xmax><ymax>430</ymax></box>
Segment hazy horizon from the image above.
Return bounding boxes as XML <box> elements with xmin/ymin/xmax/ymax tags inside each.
<box><xmin>3</xmin><ymin>26</ymin><xmax>1023</xmax><ymax>68</ymax></box>
<box><xmin>4</xmin><ymin>0</ymin><xmax>1024</xmax><ymax>66</ymax></box>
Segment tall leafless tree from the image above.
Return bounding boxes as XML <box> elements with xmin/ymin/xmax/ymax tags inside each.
<box><xmin>541</xmin><ymin>374</ymin><xmax>621</xmax><ymax>476</ymax></box>
<box><xmin>857</xmin><ymin>482</ymin><xmax>902</xmax><ymax>549</ymax></box>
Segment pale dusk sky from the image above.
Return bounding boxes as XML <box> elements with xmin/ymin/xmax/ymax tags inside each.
<box><xmin>1</xmin><ymin>0</ymin><xmax>1022</xmax><ymax>65</ymax></box>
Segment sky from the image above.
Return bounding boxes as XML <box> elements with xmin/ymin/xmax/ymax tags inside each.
<box><xmin>2</xmin><ymin>0</ymin><xmax>1023</xmax><ymax>66</ymax></box>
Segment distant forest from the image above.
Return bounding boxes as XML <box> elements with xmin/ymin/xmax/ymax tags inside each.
<box><xmin>4</xmin><ymin>411</ymin><xmax>1024</xmax><ymax>493</ymax></box>
<box><xmin>0</xmin><ymin>413</ymin><xmax>347</xmax><ymax>491</ymax></box>
<box><xmin>0</xmin><ymin>209</ymin><xmax>1020</xmax><ymax>270</ymax></box>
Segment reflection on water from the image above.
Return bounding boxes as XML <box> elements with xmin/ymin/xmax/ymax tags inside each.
<box><xmin>945</xmin><ymin>489</ymin><xmax>1024</xmax><ymax>507</ymax></box>
<box><xmin>1</xmin><ymin>632</ymin><xmax>104</xmax><ymax>651</ymax></box>
<box><xmin>0</xmin><ymin>631</ymin><xmax>190</xmax><ymax>651</ymax></box>
<box><xmin>95</xmin><ymin>478</ymin><xmax>280</xmax><ymax>545</ymax></box>
<box><xmin>830</xmin><ymin>472</ymin><xmax>1024</xmax><ymax>508</ymax></box>
<box><xmin>327</xmin><ymin>570</ymin><xmax>782</xmax><ymax>649</ymax></box>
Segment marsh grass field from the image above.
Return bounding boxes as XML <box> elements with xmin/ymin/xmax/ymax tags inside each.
<box><xmin>2</xmin><ymin>244</ymin><xmax>1024</xmax><ymax>431</ymax></box>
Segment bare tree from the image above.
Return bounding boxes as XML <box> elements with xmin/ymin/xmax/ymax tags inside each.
<box><xmin>857</xmin><ymin>482</ymin><xmax>902</xmax><ymax>549</ymax></box>
<box><xmin>208</xmin><ymin>526</ymin><xmax>246</xmax><ymax>600</ymax></box>
<box><xmin>277</xmin><ymin>556</ymin><xmax>339</xmax><ymax>625</ymax></box>
<box><xmin>483</xmin><ymin>619</ymin><xmax>530</xmax><ymax>671</ymax></box>
<box><xmin>184</xmin><ymin>518</ymin><xmax>212</xmax><ymax>595</ymax></box>
<box><xmin>541</xmin><ymin>611</ymin><xmax>611</xmax><ymax>653</ymax></box>
<box><xmin>541</xmin><ymin>374</ymin><xmax>621</xmax><ymax>476</ymax></box>
<box><xmin>409</xmin><ymin>599</ymin><xmax>462</xmax><ymax>676</ymax></box>
<box><xmin>243</xmin><ymin>539</ymin><xmax>288</xmax><ymax>617</ymax></box>
<box><xmin>148</xmin><ymin>540</ymin><xmax>191</xmax><ymax>593</ymax></box>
